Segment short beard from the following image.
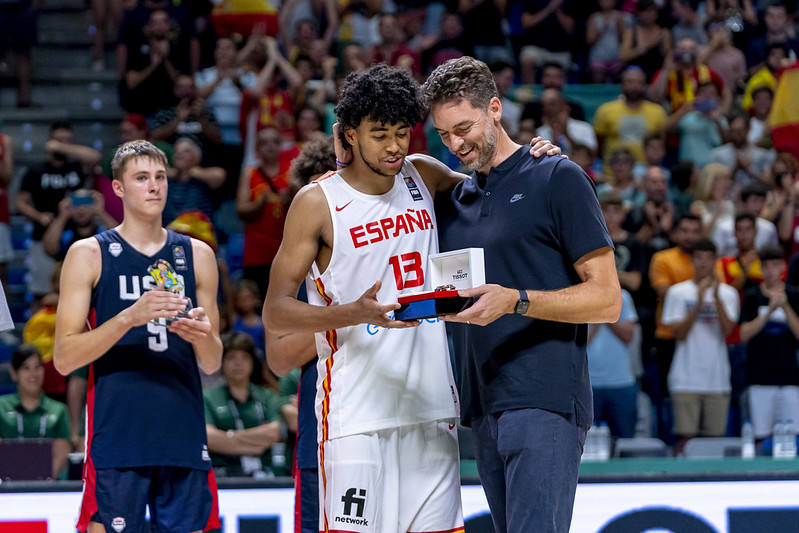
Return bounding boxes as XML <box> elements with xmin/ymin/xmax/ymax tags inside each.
<box><xmin>625</xmin><ymin>91</ymin><xmax>644</xmax><ymax>103</ymax></box>
<box><xmin>358</xmin><ymin>143</ymin><xmax>401</xmax><ymax>177</ymax></box>
<box><xmin>462</xmin><ymin>125</ymin><xmax>497</xmax><ymax>172</ymax></box>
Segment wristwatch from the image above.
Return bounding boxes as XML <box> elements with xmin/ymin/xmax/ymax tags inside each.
<box><xmin>514</xmin><ymin>289</ymin><xmax>529</xmax><ymax>315</ymax></box>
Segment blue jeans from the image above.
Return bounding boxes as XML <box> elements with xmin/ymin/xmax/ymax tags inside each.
<box><xmin>593</xmin><ymin>384</ymin><xmax>638</xmax><ymax>438</ymax></box>
<box><xmin>471</xmin><ymin>408</ymin><xmax>587</xmax><ymax>533</ymax></box>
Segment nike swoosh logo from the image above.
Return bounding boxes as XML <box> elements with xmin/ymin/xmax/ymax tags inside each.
<box><xmin>448</xmin><ymin>424</ymin><xmax>456</xmax><ymax>430</ymax></box>
<box><xmin>336</xmin><ymin>200</ymin><xmax>354</xmax><ymax>212</ymax></box>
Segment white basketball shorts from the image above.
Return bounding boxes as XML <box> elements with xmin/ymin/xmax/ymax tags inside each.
<box><xmin>318</xmin><ymin>419</ymin><xmax>464</xmax><ymax>533</ymax></box>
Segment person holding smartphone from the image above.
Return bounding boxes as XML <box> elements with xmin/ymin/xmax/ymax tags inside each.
<box><xmin>42</xmin><ymin>190</ymin><xmax>118</xmax><ymax>261</ymax></box>
<box><xmin>15</xmin><ymin>121</ymin><xmax>101</xmax><ymax>304</ymax></box>
<box><xmin>649</xmin><ymin>38</ymin><xmax>731</xmax><ymax>115</ymax></box>
<box><xmin>665</xmin><ymin>81</ymin><xmax>727</xmax><ymax>169</ymax></box>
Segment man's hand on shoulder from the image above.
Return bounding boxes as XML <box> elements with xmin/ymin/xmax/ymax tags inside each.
<box><xmin>410</xmin><ymin>137</ymin><xmax>565</xmax><ymax>194</ymax></box>
<box><xmin>443</xmin><ymin>284</ymin><xmax>518</xmax><ymax>326</ymax></box>
<box><xmin>528</xmin><ymin>136</ymin><xmax>565</xmax><ymax>158</ymax></box>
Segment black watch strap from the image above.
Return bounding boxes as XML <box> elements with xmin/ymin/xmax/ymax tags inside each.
<box><xmin>514</xmin><ymin>289</ymin><xmax>529</xmax><ymax>315</ymax></box>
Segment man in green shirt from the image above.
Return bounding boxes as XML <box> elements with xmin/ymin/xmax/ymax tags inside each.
<box><xmin>204</xmin><ymin>333</ymin><xmax>288</xmax><ymax>476</ymax></box>
<box><xmin>0</xmin><ymin>344</ymin><xmax>71</xmax><ymax>478</ymax></box>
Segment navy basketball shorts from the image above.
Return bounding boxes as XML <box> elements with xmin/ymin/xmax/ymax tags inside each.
<box><xmin>294</xmin><ymin>467</ymin><xmax>319</xmax><ymax>533</ymax></box>
<box><xmin>77</xmin><ymin>465</ymin><xmax>220</xmax><ymax>533</ymax></box>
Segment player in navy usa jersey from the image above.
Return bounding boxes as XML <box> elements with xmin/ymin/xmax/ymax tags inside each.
<box><xmin>53</xmin><ymin>140</ymin><xmax>223</xmax><ymax>533</ymax></box>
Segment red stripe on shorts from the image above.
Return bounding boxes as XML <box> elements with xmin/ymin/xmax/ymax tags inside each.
<box><xmin>76</xmin><ymin>364</ymin><xmax>98</xmax><ymax>532</ymax></box>
<box><xmin>204</xmin><ymin>469</ymin><xmax>222</xmax><ymax>531</ymax></box>
<box><xmin>314</xmin><ymin>277</ymin><xmax>337</xmax><ymax>533</ymax></box>
<box><xmin>408</xmin><ymin>528</ymin><xmax>465</xmax><ymax>533</ymax></box>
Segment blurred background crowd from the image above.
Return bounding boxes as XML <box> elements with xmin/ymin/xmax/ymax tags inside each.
<box><xmin>2</xmin><ymin>0</ymin><xmax>799</xmax><ymax>479</ymax></box>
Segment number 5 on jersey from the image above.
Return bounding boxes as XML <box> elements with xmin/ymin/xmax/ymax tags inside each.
<box><xmin>147</xmin><ymin>321</ymin><xmax>168</xmax><ymax>352</ymax></box>
<box><xmin>389</xmin><ymin>252</ymin><xmax>424</xmax><ymax>290</ymax></box>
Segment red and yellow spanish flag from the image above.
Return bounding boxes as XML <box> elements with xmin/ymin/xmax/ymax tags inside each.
<box><xmin>211</xmin><ymin>0</ymin><xmax>278</xmax><ymax>38</ymax></box>
<box><xmin>769</xmin><ymin>61</ymin><xmax>799</xmax><ymax>160</ymax></box>
<box><xmin>167</xmin><ymin>210</ymin><xmax>218</xmax><ymax>252</ymax></box>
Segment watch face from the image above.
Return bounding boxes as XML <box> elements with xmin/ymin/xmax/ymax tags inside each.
<box><xmin>515</xmin><ymin>300</ymin><xmax>529</xmax><ymax>315</ymax></box>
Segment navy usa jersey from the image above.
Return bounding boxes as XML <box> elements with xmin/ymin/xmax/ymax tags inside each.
<box><xmin>86</xmin><ymin>229</ymin><xmax>211</xmax><ymax>470</ymax></box>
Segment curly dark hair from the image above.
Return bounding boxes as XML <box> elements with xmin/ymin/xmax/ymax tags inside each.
<box><xmin>289</xmin><ymin>135</ymin><xmax>336</xmax><ymax>192</ymax></box>
<box><xmin>421</xmin><ymin>56</ymin><xmax>498</xmax><ymax>111</ymax></box>
<box><xmin>334</xmin><ymin>64</ymin><xmax>425</xmax><ymax>148</ymax></box>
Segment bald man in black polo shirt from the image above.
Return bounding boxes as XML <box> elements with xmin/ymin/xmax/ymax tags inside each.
<box><xmin>423</xmin><ymin>57</ymin><xmax>622</xmax><ymax>533</ymax></box>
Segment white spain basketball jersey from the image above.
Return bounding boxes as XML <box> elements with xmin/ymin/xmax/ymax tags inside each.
<box><xmin>306</xmin><ymin>160</ymin><xmax>460</xmax><ymax>442</ymax></box>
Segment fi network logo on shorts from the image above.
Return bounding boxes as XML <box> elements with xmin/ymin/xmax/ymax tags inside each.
<box><xmin>336</xmin><ymin>487</ymin><xmax>368</xmax><ymax>526</ymax></box>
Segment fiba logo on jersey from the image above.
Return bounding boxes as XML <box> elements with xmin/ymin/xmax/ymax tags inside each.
<box><xmin>337</xmin><ymin>488</ymin><xmax>368</xmax><ymax>526</ymax></box>
<box><xmin>403</xmin><ymin>176</ymin><xmax>423</xmax><ymax>201</ymax></box>
<box><xmin>111</xmin><ymin>517</ymin><xmax>126</xmax><ymax>532</ymax></box>
<box><xmin>173</xmin><ymin>245</ymin><xmax>187</xmax><ymax>270</ymax></box>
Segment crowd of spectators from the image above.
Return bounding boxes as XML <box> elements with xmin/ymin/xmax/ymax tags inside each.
<box><xmin>3</xmin><ymin>0</ymin><xmax>799</xmax><ymax>478</ymax></box>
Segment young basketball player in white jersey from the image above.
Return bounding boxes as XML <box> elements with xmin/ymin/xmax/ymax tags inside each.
<box><xmin>265</xmin><ymin>64</ymin><xmax>468</xmax><ymax>533</ymax></box>
<box><xmin>264</xmin><ymin>65</ymin><xmax>559</xmax><ymax>533</ymax></box>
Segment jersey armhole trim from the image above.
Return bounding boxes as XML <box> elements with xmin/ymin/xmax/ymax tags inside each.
<box><xmin>90</xmin><ymin>235</ymin><xmax>104</xmax><ymax>290</ymax></box>
<box><xmin>313</xmin><ymin>170</ymin><xmax>336</xmax><ymax>183</ymax></box>
<box><xmin>311</xmin><ymin>181</ymin><xmax>337</xmax><ymax>279</ymax></box>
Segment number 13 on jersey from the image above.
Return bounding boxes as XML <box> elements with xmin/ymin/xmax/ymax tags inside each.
<box><xmin>389</xmin><ymin>252</ymin><xmax>424</xmax><ymax>290</ymax></box>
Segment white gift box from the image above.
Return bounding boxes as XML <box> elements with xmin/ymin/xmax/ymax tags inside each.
<box><xmin>395</xmin><ymin>248</ymin><xmax>485</xmax><ymax>320</ymax></box>
<box><xmin>427</xmin><ymin>248</ymin><xmax>486</xmax><ymax>290</ymax></box>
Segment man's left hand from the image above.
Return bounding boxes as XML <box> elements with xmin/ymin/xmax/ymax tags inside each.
<box><xmin>528</xmin><ymin>136</ymin><xmax>564</xmax><ymax>158</ymax></box>
<box><xmin>443</xmin><ymin>284</ymin><xmax>518</xmax><ymax>326</ymax></box>
<box><xmin>168</xmin><ymin>307</ymin><xmax>211</xmax><ymax>343</ymax></box>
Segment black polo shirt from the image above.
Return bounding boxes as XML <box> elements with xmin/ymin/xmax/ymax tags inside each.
<box><xmin>436</xmin><ymin>147</ymin><xmax>612</xmax><ymax>428</ymax></box>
